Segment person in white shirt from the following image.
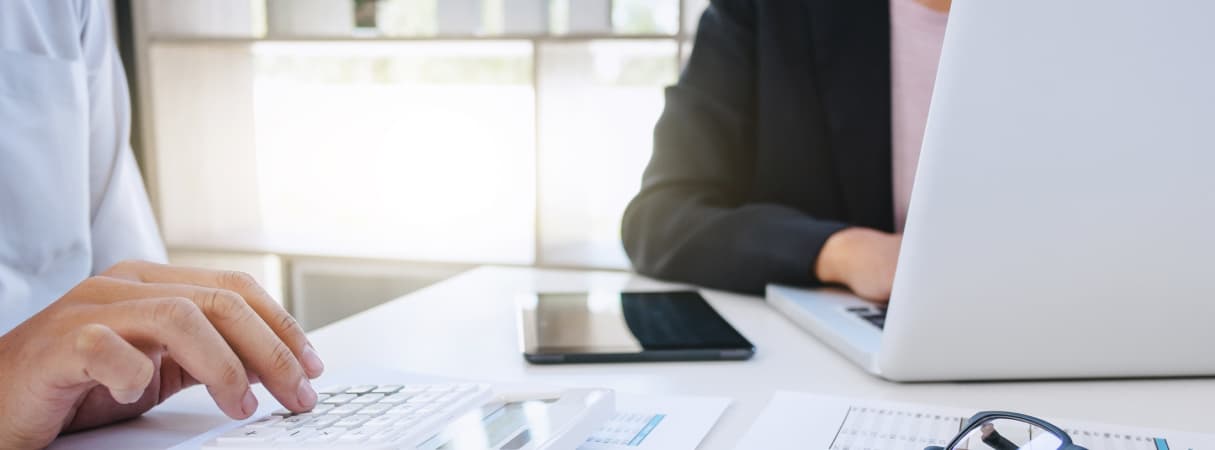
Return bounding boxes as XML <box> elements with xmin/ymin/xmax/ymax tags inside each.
<box><xmin>0</xmin><ymin>2</ymin><xmax>323</xmax><ymax>447</ymax></box>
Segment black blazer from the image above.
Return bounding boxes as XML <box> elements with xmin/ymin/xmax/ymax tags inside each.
<box><xmin>622</xmin><ymin>0</ymin><xmax>894</xmax><ymax>295</ymax></box>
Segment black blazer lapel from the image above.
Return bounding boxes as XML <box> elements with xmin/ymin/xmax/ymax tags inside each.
<box><xmin>804</xmin><ymin>0</ymin><xmax>896</xmax><ymax>231</ymax></box>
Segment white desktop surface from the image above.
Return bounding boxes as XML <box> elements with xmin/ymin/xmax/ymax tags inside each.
<box><xmin>52</xmin><ymin>266</ymin><xmax>1215</xmax><ymax>449</ymax></box>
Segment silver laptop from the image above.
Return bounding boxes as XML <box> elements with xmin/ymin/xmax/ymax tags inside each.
<box><xmin>769</xmin><ymin>0</ymin><xmax>1215</xmax><ymax>382</ymax></box>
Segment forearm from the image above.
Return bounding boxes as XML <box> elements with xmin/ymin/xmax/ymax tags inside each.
<box><xmin>624</xmin><ymin>194</ymin><xmax>847</xmax><ymax>294</ymax></box>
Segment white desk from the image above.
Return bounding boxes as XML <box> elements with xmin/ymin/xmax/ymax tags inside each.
<box><xmin>52</xmin><ymin>266</ymin><xmax>1215</xmax><ymax>449</ymax></box>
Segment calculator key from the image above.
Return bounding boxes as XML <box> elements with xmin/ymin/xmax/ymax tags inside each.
<box><xmin>423</xmin><ymin>385</ymin><xmax>453</xmax><ymax>394</ymax></box>
<box><xmin>275</xmin><ymin>428</ymin><xmax>316</xmax><ymax>443</ymax></box>
<box><xmin>407</xmin><ymin>393</ymin><xmax>440</xmax><ymax>403</ymax></box>
<box><xmin>400</xmin><ymin>416</ymin><xmax>424</xmax><ymax>427</ymax></box>
<box><xmin>366</xmin><ymin>429</ymin><xmax>401</xmax><ymax>444</ymax></box>
<box><xmin>364</xmin><ymin>415</ymin><xmax>399</xmax><ymax>428</ymax></box>
<box><xmin>328</xmin><ymin>404</ymin><xmax>364</xmax><ymax>415</ymax></box>
<box><xmin>244</xmin><ymin>416</ymin><xmax>282</xmax><ymax>428</ymax></box>
<box><xmin>270</xmin><ymin>408</ymin><xmax>294</xmax><ymax>417</ymax></box>
<box><xmin>384</xmin><ymin>405</ymin><xmax>413</xmax><ymax>415</ymax></box>
<box><xmin>359</xmin><ymin>423</ymin><xmax>391</xmax><ymax>435</ymax></box>
<box><xmin>323</xmin><ymin>394</ymin><xmax>357</xmax><ymax>404</ymax></box>
<box><xmin>318</xmin><ymin>385</ymin><xmax>349</xmax><ymax>395</ymax></box>
<box><xmin>309</xmin><ymin>415</ymin><xmax>342</xmax><ymax>428</ymax></box>
<box><xmin>359</xmin><ymin>403</ymin><xmax>394</xmax><ymax>415</ymax></box>
<box><xmin>310</xmin><ymin>427</ymin><xmax>344</xmax><ymax>443</ymax></box>
<box><xmin>387</xmin><ymin>403</ymin><xmax>420</xmax><ymax>414</ymax></box>
<box><xmin>277</xmin><ymin>415</ymin><xmax>312</xmax><ymax>428</ymax></box>
<box><xmin>309</xmin><ymin>403</ymin><xmax>337</xmax><ymax>413</ymax></box>
<box><xmin>351</xmin><ymin>393</ymin><xmax>385</xmax><ymax>404</ymax></box>
<box><xmin>380</xmin><ymin>393</ymin><xmax>412</xmax><ymax>404</ymax></box>
<box><xmin>345</xmin><ymin>385</ymin><xmax>377</xmax><ymax>394</ymax></box>
<box><xmin>336</xmin><ymin>427</ymin><xmax>375</xmax><ymax>444</ymax></box>
<box><xmin>334</xmin><ymin>414</ymin><xmax>374</xmax><ymax>428</ymax></box>
<box><xmin>372</xmin><ymin>385</ymin><xmax>403</xmax><ymax>394</ymax></box>
<box><xmin>291</xmin><ymin>411</ymin><xmax>328</xmax><ymax>421</ymax></box>
<box><xmin>216</xmin><ymin>427</ymin><xmax>282</xmax><ymax>444</ymax></box>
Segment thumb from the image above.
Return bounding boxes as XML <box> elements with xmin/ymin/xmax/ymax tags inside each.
<box><xmin>67</xmin><ymin>324</ymin><xmax>156</xmax><ymax>404</ymax></box>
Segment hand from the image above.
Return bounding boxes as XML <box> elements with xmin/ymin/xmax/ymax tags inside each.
<box><xmin>814</xmin><ymin>228</ymin><xmax>902</xmax><ymax>302</ymax></box>
<box><xmin>0</xmin><ymin>261</ymin><xmax>325</xmax><ymax>449</ymax></box>
<box><xmin>915</xmin><ymin>0</ymin><xmax>952</xmax><ymax>13</ymax></box>
<box><xmin>980</xmin><ymin>422</ymin><xmax>996</xmax><ymax>438</ymax></box>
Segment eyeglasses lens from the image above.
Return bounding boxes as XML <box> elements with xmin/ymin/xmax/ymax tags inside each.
<box><xmin>948</xmin><ymin>418</ymin><xmax>1063</xmax><ymax>450</ymax></box>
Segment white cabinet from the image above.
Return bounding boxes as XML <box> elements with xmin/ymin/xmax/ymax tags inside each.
<box><xmin>143</xmin><ymin>0</ymin><xmax>259</xmax><ymax>37</ymax></box>
<box><xmin>266</xmin><ymin>0</ymin><xmax>355</xmax><ymax>37</ymax></box>
<box><xmin>504</xmin><ymin>0</ymin><xmax>550</xmax><ymax>35</ymax></box>
<box><xmin>437</xmin><ymin>0</ymin><xmax>482</xmax><ymax>35</ymax></box>
<box><xmin>568</xmin><ymin>0</ymin><xmax>612</xmax><ymax>34</ymax></box>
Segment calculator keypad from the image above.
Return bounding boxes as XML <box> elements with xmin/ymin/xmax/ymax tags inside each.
<box><xmin>209</xmin><ymin>383</ymin><xmax>491</xmax><ymax>448</ymax></box>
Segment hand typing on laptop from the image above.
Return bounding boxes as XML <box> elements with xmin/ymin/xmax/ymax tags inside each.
<box><xmin>814</xmin><ymin>228</ymin><xmax>902</xmax><ymax>303</ymax></box>
<box><xmin>0</xmin><ymin>261</ymin><xmax>325</xmax><ymax>449</ymax></box>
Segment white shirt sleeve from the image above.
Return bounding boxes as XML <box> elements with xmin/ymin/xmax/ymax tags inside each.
<box><xmin>79</xmin><ymin>0</ymin><xmax>168</xmax><ymax>270</ymax></box>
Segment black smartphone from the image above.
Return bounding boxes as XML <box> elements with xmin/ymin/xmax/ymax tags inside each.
<box><xmin>517</xmin><ymin>291</ymin><xmax>756</xmax><ymax>364</ymax></box>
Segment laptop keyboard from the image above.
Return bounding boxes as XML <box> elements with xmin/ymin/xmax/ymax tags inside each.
<box><xmin>847</xmin><ymin>306</ymin><xmax>888</xmax><ymax>330</ymax></box>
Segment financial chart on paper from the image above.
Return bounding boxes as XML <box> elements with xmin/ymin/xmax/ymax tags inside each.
<box><xmin>828</xmin><ymin>406</ymin><xmax>1181</xmax><ymax>450</ymax></box>
<box><xmin>580</xmin><ymin>412</ymin><xmax>666</xmax><ymax>449</ymax></box>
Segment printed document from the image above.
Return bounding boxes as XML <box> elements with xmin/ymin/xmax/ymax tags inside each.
<box><xmin>580</xmin><ymin>394</ymin><xmax>730</xmax><ymax>450</ymax></box>
<box><xmin>735</xmin><ymin>391</ymin><xmax>1213</xmax><ymax>450</ymax></box>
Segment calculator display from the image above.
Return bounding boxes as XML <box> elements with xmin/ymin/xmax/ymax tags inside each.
<box><xmin>420</xmin><ymin>400</ymin><xmax>558</xmax><ymax>450</ymax></box>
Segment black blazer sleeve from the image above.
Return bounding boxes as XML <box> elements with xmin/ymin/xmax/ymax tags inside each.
<box><xmin>621</xmin><ymin>0</ymin><xmax>849</xmax><ymax>295</ymax></box>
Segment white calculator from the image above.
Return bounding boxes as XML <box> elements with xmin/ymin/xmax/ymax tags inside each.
<box><xmin>203</xmin><ymin>383</ymin><xmax>615</xmax><ymax>450</ymax></box>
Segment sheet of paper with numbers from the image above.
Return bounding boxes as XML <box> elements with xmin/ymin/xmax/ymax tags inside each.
<box><xmin>830</xmin><ymin>406</ymin><xmax>963</xmax><ymax>449</ymax></box>
<box><xmin>736</xmin><ymin>392</ymin><xmax>1212</xmax><ymax>450</ymax></box>
<box><xmin>578</xmin><ymin>394</ymin><xmax>730</xmax><ymax>450</ymax></box>
<box><xmin>582</xmin><ymin>412</ymin><xmax>668</xmax><ymax>447</ymax></box>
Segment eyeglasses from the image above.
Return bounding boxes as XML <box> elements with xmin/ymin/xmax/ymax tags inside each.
<box><xmin>926</xmin><ymin>411</ymin><xmax>1089</xmax><ymax>450</ymax></box>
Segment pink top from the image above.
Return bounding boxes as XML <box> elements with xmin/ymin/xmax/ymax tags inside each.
<box><xmin>890</xmin><ymin>0</ymin><xmax>949</xmax><ymax>232</ymax></box>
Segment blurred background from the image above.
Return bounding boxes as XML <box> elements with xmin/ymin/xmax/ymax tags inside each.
<box><xmin>113</xmin><ymin>0</ymin><xmax>710</xmax><ymax>330</ymax></box>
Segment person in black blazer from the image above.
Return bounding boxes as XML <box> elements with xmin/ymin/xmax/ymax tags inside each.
<box><xmin>622</xmin><ymin>0</ymin><xmax>951</xmax><ymax>299</ymax></box>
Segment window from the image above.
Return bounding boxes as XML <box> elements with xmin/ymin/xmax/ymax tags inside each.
<box><xmin>134</xmin><ymin>0</ymin><xmax>707</xmax><ymax>269</ymax></box>
<box><xmin>537</xmin><ymin>40</ymin><xmax>677</xmax><ymax>267</ymax></box>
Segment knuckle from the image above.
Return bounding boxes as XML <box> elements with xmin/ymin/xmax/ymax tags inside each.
<box><xmin>76</xmin><ymin>275</ymin><xmax>114</xmax><ymax>291</ymax></box>
<box><xmin>268</xmin><ymin>342</ymin><xmax>299</xmax><ymax>374</ymax></box>
<box><xmin>106</xmin><ymin>259</ymin><xmax>144</xmax><ymax>275</ymax></box>
<box><xmin>73</xmin><ymin>323</ymin><xmax>111</xmax><ymax>355</ymax></box>
<box><xmin>77</xmin><ymin>276</ymin><xmax>103</xmax><ymax>289</ymax></box>
<box><xmin>219</xmin><ymin>270</ymin><xmax>259</xmax><ymax>291</ymax></box>
<box><xmin>46</xmin><ymin>305</ymin><xmax>77</xmax><ymax>324</ymax></box>
<box><xmin>219</xmin><ymin>361</ymin><xmax>246</xmax><ymax>388</ymax></box>
<box><xmin>200</xmin><ymin>289</ymin><xmax>250</xmax><ymax>323</ymax></box>
<box><xmin>275</xmin><ymin>313</ymin><xmax>301</xmax><ymax>335</ymax></box>
<box><xmin>155</xmin><ymin>297</ymin><xmax>204</xmax><ymax>330</ymax></box>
